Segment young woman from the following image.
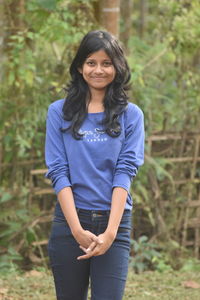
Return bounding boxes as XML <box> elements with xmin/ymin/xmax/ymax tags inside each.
<box><xmin>45</xmin><ymin>30</ymin><xmax>144</xmax><ymax>300</ymax></box>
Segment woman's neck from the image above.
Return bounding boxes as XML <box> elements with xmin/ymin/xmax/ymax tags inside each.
<box><xmin>87</xmin><ymin>89</ymin><xmax>105</xmax><ymax>113</ymax></box>
<box><xmin>87</xmin><ymin>101</ymin><xmax>104</xmax><ymax>113</ymax></box>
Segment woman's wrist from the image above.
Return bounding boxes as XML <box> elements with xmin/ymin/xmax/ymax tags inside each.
<box><xmin>71</xmin><ymin>225</ymin><xmax>84</xmax><ymax>239</ymax></box>
<box><xmin>104</xmin><ymin>228</ymin><xmax>117</xmax><ymax>240</ymax></box>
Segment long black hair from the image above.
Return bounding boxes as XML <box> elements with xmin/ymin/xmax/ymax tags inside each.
<box><xmin>62</xmin><ymin>30</ymin><xmax>131</xmax><ymax>139</ymax></box>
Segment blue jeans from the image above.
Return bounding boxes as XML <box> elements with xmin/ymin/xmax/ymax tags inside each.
<box><xmin>48</xmin><ymin>208</ymin><xmax>132</xmax><ymax>300</ymax></box>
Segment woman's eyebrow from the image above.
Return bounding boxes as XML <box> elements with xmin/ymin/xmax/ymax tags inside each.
<box><xmin>86</xmin><ymin>58</ymin><xmax>112</xmax><ymax>62</ymax></box>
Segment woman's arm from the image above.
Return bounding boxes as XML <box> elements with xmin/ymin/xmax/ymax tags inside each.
<box><xmin>58</xmin><ymin>187</ymin><xmax>99</xmax><ymax>248</ymax></box>
<box><xmin>78</xmin><ymin>187</ymin><xmax>127</xmax><ymax>259</ymax></box>
<box><xmin>78</xmin><ymin>104</ymin><xmax>145</xmax><ymax>259</ymax></box>
<box><xmin>45</xmin><ymin>103</ymin><xmax>99</xmax><ymax>249</ymax></box>
<box><xmin>105</xmin><ymin>187</ymin><xmax>128</xmax><ymax>237</ymax></box>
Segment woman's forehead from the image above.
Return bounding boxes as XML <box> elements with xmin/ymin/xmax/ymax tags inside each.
<box><xmin>86</xmin><ymin>50</ymin><xmax>111</xmax><ymax>60</ymax></box>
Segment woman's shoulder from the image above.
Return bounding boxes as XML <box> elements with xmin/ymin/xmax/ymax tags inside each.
<box><xmin>125</xmin><ymin>101</ymin><xmax>144</xmax><ymax>119</ymax></box>
<box><xmin>48</xmin><ymin>98</ymin><xmax>65</xmax><ymax>113</ymax></box>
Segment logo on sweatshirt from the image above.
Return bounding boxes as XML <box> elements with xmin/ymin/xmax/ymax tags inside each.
<box><xmin>79</xmin><ymin>128</ymin><xmax>108</xmax><ymax>142</ymax></box>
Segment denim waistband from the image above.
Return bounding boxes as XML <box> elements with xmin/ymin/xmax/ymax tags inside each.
<box><xmin>76</xmin><ymin>207</ymin><xmax>109</xmax><ymax>216</ymax></box>
<box><xmin>76</xmin><ymin>207</ymin><xmax>131</xmax><ymax>217</ymax></box>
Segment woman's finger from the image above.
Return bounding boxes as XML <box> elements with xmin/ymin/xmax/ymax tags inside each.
<box><xmin>86</xmin><ymin>241</ymin><xmax>97</xmax><ymax>252</ymax></box>
<box><xmin>97</xmin><ymin>239</ymin><xmax>103</xmax><ymax>244</ymax></box>
<box><xmin>77</xmin><ymin>252</ymin><xmax>93</xmax><ymax>260</ymax></box>
<box><xmin>79</xmin><ymin>245</ymin><xmax>87</xmax><ymax>253</ymax></box>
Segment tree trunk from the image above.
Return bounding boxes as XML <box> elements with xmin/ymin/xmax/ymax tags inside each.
<box><xmin>3</xmin><ymin>0</ymin><xmax>26</xmax><ymax>91</ymax></box>
<box><xmin>4</xmin><ymin>0</ymin><xmax>26</xmax><ymax>47</ymax></box>
<box><xmin>139</xmin><ymin>0</ymin><xmax>148</xmax><ymax>38</ymax></box>
<box><xmin>120</xmin><ymin>0</ymin><xmax>133</xmax><ymax>51</ymax></box>
<box><xmin>0</xmin><ymin>0</ymin><xmax>6</xmax><ymax>82</ymax></box>
<box><xmin>101</xmin><ymin>0</ymin><xmax>120</xmax><ymax>37</ymax></box>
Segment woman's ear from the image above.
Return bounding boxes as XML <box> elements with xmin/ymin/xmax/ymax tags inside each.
<box><xmin>78</xmin><ymin>68</ymin><xmax>82</xmax><ymax>74</ymax></box>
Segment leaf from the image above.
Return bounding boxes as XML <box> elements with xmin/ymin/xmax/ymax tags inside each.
<box><xmin>136</xmin><ymin>262</ymin><xmax>146</xmax><ymax>273</ymax></box>
<box><xmin>132</xmin><ymin>241</ymin><xmax>140</xmax><ymax>253</ymax></box>
<box><xmin>0</xmin><ymin>288</ymin><xmax>8</xmax><ymax>296</ymax></box>
<box><xmin>0</xmin><ymin>193</ymin><xmax>12</xmax><ymax>203</ymax></box>
<box><xmin>26</xmin><ymin>229</ymin><xmax>36</xmax><ymax>244</ymax></box>
<box><xmin>25</xmin><ymin>270</ymin><xmax>43</xmax><ymax>277</ymax></box>
<box><xmin>138</xmin><ymin>235</ymin><xmax>148</xmax><ymax>243</ymax></box>
<box><xmin>143</xmin><ymin>253</ymin><xmax>152</xmax><ymax>260</ymax></box>
<box><xmin>36</xmin><ymin>0</ymin><xmax>57</xmax><ymax>11</ymax></box>
<box><xmin>145</xmin><ymin>155</ymin><xmax>174</xmax><ymax>187</ymax></box>
<box><xmin>182</xmin><ymin>281</ymin><xmax>200</xmax><ymax>289</ymax></box>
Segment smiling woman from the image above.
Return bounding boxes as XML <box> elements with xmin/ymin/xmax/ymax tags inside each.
<box><xmin>79</xmin><ymin>50</ymin><xmax>116</xmax><ymax>94</ymax></box>
<box><xmin>45</xmin><ymin>30</ymin><xmax>145</xmax><ymax>300</ymax></box>
<box><xmin>61</xmin><ymin>30</ymin><xmax>132</xmax><ymax>136</ymax></box>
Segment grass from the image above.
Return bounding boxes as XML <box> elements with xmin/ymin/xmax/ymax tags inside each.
<box><xmin>125</xmin><ymin>270</ymin><xmax>200</xmax><ymax>300</ymax></box>
<box><xmin>0</xmin><ymin>268</ymin><xmax>200</xmax><ymax>300</ymax></box>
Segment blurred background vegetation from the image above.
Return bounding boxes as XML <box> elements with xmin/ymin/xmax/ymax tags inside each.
<box><xmin>0</xmin><ymin>0</ymin><xmax>200</xmax><ymax>274</ymax></box>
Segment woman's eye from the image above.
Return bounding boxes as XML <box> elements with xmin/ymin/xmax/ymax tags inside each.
<box><xmin>86</xmin><ymin>61</ymin><xmax>95</xmax><ymax>66</ymax></box>
<box><xmin>103</xmin><ymin>61</ymin><xmax>112</xmax><ymax>66</ymax></box>
<box><xmin>85</xmin><ymin>61</ymin><xmax>112</xmax><ymax>67</ymax></box>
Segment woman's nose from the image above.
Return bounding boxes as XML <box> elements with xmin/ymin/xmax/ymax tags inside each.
<box><xmin>94</xmin><ymin>64</ymin><xmax>103</xmax><ymax>73</ymax></box>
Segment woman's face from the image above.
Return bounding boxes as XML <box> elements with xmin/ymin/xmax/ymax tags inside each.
<box><xmin>79</xmin><ymin>50</ymin><xmax>116</xmax><ymax>93</ymax></box>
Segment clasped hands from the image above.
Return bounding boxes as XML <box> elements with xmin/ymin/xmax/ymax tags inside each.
<box><xmin>74</xmin><ymin>229</ymin><xmax>116</xmax><ymax>260</ymax></box>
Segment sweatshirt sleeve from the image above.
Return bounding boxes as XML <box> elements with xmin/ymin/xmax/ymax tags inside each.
<box><xmin>45</xmin><ymin>103</ymin><xmax>72</xmax><ymax>194</ymax></box>
<box><xmin>112</xmin><ymin>104</ymin><xmax>145</xmax><ymax>192</ymax></box>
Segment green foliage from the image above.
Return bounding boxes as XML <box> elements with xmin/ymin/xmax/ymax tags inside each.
<box><xmin>153</xmin><ymin>257</ymin><xmax>173</xmax><ymax>273</ymax></box>
<box><xmin>129</xmin><ymin>0</ymin><xmax>200</xmax><ymax>134</ymax></box>
<box><xmin>0</xmin><ymin>248</ymin><xmax>22</xmax><ymax>273</ymax></box>
<box><xmin>130</xmin><ymin>236</ymin><xmax>161</xmax><ymax>273</ymax></box>
<box><xmin>129</xmin><ymin>0</ymin><xmax>200</xmax><ymax>265</ymax></box>
<box><xmin>180</xmin><ymin>258</ymin><xmax>200</xmax><ymax>272</ymax></box>
<box><xmin>1</xmin><ymin>0</ymin><xmax>97</xmax><ymax>164</ymax></box>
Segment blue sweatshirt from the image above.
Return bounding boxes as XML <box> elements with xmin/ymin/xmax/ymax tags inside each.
<box><xmin>45</xmin><ymin>99</ymin><xmax>144</xmax><ymax>211</ymax></box>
